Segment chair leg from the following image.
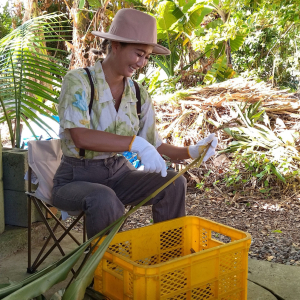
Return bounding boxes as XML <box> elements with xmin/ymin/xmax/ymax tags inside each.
<box><xmin>28</xmin><ymin>199</ymin><xmax>85</xmax><ymax>272</ymax></box>
<box><xmin>33</xmin><ymin>212</ymin><xmax>84</xmax><ymax>271</ymax></box>
<box><xmin>83</xmin><ymin>214</ymin><xmax>86</xmax><ymax>243</ymax></box>
<box><xmin>27</xmin><ymin>199</ymin><xmax>66</xmax><ymax>273</ymax></box>
<box><xmin>30</xmin><ymin>216</ymin><xmax>62</xmax><ymax>271</ymax></box>
<box><xmin>27</xmin><ymin>195</ymin><xmax>33</xmax><ymax>274</ymax></box>
<box><xmin>33</xmin><ymin>198</ymin><xmax>66</xmax><ymax>255</ymax></box>
<box><xmin>37</xmin><ymin>200</ymin><xmax>82</xmax><ymax>245</ymax></box>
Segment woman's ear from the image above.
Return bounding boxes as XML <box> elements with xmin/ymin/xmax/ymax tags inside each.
<box><xmin>111</xmin><ymin>41</ymin><xmax>120</xmax><ymax>54</ymax></box>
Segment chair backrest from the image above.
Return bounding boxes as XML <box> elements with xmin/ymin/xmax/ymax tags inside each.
<box><xmin>27</xmin><ymin>139</ymin><xmax>62</xmax><ymax>205</ymax></box>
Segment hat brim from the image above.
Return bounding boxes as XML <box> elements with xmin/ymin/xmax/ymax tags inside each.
<box><xmin>92</xmin><ymin>31</ymin><xmax>170</xmax><ymax>55</ymax></box>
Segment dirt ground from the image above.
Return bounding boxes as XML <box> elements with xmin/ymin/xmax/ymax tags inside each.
<box><xmin>2</xmin><ymin>78</ymin><xmax>300</xmax><ymax>267</ymax></box>
<box><xmin>68</xmin><ymin>175</ymin><xmax>300</xmax><ymax>267</ymax></box>
<box><xmin>118</xmin><ymin>185</ymin><xmax>300</xmax><ymax>266</ymax></box>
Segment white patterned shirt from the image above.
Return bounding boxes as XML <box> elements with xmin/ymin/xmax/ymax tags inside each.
<box><xmin>58</xmin><ymin>60</ymin><xmax>162</xmax><ymax>159</ymax></box>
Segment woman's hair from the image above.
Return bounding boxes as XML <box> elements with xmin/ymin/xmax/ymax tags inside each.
<box><xmin>91</xmin><ymin>39</ymin><xmax>128</xmax><ymax>56</ymax></box>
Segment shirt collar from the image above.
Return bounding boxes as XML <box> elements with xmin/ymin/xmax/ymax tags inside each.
<box><xmin>94</xmin><ymin>60</ymin><xmax>137</xmax><ymax>104</ymax></box>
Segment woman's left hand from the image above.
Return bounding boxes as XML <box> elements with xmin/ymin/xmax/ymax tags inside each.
<box><xmin>188</xmin><ymin>133</ymin><xmax>218</xmax><ymax>161</ymax></box>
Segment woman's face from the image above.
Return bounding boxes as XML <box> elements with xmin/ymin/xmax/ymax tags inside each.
<box><xmin>112</xmin><ymin>42</ymin><xmax>153</xmax><ymax>77</ymax></box>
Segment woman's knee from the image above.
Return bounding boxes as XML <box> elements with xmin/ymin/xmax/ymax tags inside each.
<box><xmin>83</xmin><ymin>185</ymin><xmax>124</xmax><ymax>213</ymax></box>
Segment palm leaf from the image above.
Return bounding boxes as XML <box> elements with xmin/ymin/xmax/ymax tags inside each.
<box><xmin>0</xmin><ymin>13</ymin><xmax>70</xmax><ymax>148</ymax></box>
<box><xmin>62</xmin><ymin>145</ymin><xmax>212</xmax><ymax>299</ymax></box>
<box><xmin>0</xmin><ymin>145</ymin><xmax>212</xmax><ymax>300</ymax></box>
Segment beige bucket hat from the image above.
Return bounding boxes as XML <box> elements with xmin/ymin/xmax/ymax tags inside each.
<box><xmin>92</xmin><ymin>8</ymin><xmax>170</xmax><ymax>55</ymax></box>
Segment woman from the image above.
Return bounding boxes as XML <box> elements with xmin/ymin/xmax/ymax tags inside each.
<box><xmin>52</xmin><ymin>8</ymin><xmax>217</xmax><ymax>239</ymax></box>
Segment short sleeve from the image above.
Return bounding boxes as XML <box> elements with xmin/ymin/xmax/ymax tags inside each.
<box><xmin>58</xmin><ymin>70</ymin><xmax>91</xmax><ymax>132</ymax></box>
<box><xmin>137</xmin><ymin>85</ymin><xmax>163</xmax><ymax>148</ymax></box>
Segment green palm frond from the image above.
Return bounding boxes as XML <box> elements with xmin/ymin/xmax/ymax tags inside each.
<box><xmin>0</xmin><ymin>13</ymin><xmax>70</xmax><ymax>148</ymax></box>
<box><xmin>0</xmin><ymin>147</ymin><xmax>211</xmax><ymax>300</ymax></box>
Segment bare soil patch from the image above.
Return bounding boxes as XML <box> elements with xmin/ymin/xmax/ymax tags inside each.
<box><xmin>68</xmin><ymin>184</ymin><xmax>300</xmax><ymax>267</ymax></box>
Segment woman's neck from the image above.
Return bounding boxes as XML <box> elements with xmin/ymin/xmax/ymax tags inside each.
<box><xmin>101</xmin><ymin>57</ymin><xmax>124</xmax><ymax>87</ymax></box>
<box><xmin>101</xmin><ymin>57</ymin><xmax>125</xmax><ymax>110</ymax></box>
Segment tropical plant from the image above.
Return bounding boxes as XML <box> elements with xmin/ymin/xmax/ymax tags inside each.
<box><xmin>210</xmin><ymin>101</ymin><xmax>300</xmax><ymax>183</ymax></box>
<box><xmin>233</xmin><ymin>2</ymin><xmax>300</xmax><ymax>89</ymax></box>
<box><xmin>0</xmin><ymin>146</ymin><xmax>211</xmax><ymax>300</ymax></box>
<box><xmin>0</xmin><ymin>1</ymin><xmax>18</xmax><ymax>39</ymax></box>
<box><xmin>0</xmin><ymin>12</ymin><xmax>70</xmax><ymax>148</ymax></box>
<box><xmin>190</xmin><ymin>0</ymin><xmax>250</xmax><ymax>84</ymax></box>
<box><xmin>152</xmin><ymin>0</ymin><xmax>214</xmax><ymax>78</ymax></box>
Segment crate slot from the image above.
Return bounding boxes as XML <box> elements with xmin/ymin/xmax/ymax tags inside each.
<box><xmin>160</xmin><ymin>227</ymin><xmax>183</xmax><ymax>250</ymax></box>
<box><xmin>160</xmin><ymin>247</ymin><xmax>183</xmax><ymax>263</ymax></box>
<box><xmin>191</xmin><ymin>282</ymin><xmax>215</xmax><ymax>299</ymax></box>
<box><xmin>220</xmin><ymin>251</ymin><xmax>243</xmax><ymax>274</ymax></box>
<box><xmin>135</xmin><ymin>254</ymin><xmax>159</xmax><ymax>265</ymax></box>
<box><xmin>211</xmin><ymin>231</ymin><xmax>231</xmax><ymax>244</ymax></box>
<box><xmin>108</xmin><ymin>240</ymin><xmax>132</xmax><ymax>259</ymax></box>
<box><xmin>161</xmin><ymin>269</ymin><xmax>187</xmax><ymax>296</ymax></box>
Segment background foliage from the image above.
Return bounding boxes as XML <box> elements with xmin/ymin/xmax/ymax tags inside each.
<box><xmin>0</xmin><ymin>0</ymin><xmax>299</xmax><ymax>299</ymax></box>
<box><xmin>1</xmin><ymin>0</ymin><xmax>299</xmax><ymax>94</ymax></box>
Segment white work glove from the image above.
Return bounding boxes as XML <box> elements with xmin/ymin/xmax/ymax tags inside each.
<box><xmin>188</xmin><ymin>133</ymin><xmax>218</xmax><ymax>161</ymax></box>
<box><xmin>131</xmin><ymin>136</ymin><xmax>167</xmax><ymax>177</ymax></box>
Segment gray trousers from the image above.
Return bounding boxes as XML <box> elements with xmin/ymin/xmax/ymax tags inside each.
<box><xmin>52</xmin><ymin>155</ymin><xmax>186</xmax><ymax>238</ymax></box>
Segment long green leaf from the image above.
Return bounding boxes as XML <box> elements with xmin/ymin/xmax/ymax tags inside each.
<box><xmin>0</xmin><ymin>144</ymin><xmax>211</xmax><ymax>299</ymax></box>
<box><xmin>0</xmin><ymin>95</ymin><xmax>14</xmax><ymax>147</ymax></box>
<box><xmin>21</xmin><ymin>116</ymin><xmax>39</xmax><ymax>141</ymax></box>
<box><xmin>21</xmin><ymin>98</ymin><xmax>57</xmax><ymax>117</ymax></box>
<box><xmin>22</xmin><ymin>79</ymin><xmax>59</xmax><ymax>95</ymax></box>
<box><xmin>0</xmin><ymin>12</ymin><xmax>69</xmax><ymax>147</ymax></box>
<box><xmin>152</xmin><ymin>56</ymin><xmax>171</xmax><ymax>77</ymax></box>
<box><xmin>62</xmin><ymin>218</ymin><xmax>126</xmax><ymax>300</ymax></box>
<box><xmin>20</xmin><ymin>107</ymin><xmax>57</xmax><ymax>136</ymax></box>
<box><xmin>2</xmin><ymin>246</ymin><xmax>87</xmax><ymax>300</ymax></box>
<box><xmin>63</xmin><ymin>144</ymin><xmax>212</xmax><ymax>299</ymax></box>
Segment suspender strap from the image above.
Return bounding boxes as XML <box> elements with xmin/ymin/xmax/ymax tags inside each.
<box><xmin>85</xmin><ymin>68</ymin><xmax>94</xmax><ymax>114</ymax></box>
<box><xmin>133</xmin><ymin>80</ymin><xmax>141</xmax><ymax>118</ymax></box>
<box><xmin>79</xmin><ymin>68</ymin><xmax>94</xmax><ymax>157</ymax></box>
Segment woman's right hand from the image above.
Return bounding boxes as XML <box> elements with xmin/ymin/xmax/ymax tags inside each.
<box><xmin>130</xmin><ymin>136</ymin><xmax>167</xmax><ymax>177</ymax></box>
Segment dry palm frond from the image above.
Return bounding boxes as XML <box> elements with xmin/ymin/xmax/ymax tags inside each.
<box><xmin>154</xmin><ymin>77</ymin><xmax>300</xmax><ymax>146</ymax></box>
<box><xmin>154</xmin><ymin>77</ymin><xmax>300</xmax><ymax>188</ymax></box>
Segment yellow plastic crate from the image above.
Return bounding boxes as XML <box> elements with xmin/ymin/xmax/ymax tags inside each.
<box><xmin>93</xmin><ymin>216</ymin><xmax>251</xmax><ymax>300</ymax></box>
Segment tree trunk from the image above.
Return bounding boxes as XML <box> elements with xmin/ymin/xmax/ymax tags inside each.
<box><xmin>70</xmin><ymin>1</ymin><xmax>110</xmax><ymax>69</ymax></box>
<box><xmin>225</xmin><ymin>39</ymin><xmax>232</xmax><ymax>67</ymax></box>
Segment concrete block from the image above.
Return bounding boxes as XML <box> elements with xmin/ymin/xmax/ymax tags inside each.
<box><xmin>4</xmin><ymin>190</ymin><xmax>45</xmax><ymax>227</ymax></box>
<box><xmin>0</xmin><ymin>181</ymin><xmax>4</xmax><ymax>234</ymax></box>
<box><xmin>248</xmin><ymin>258</ymin><xmax>300</xmax><ymax>300</ymax></box>
<box><xmin>0</xmin><ymin>132</ymin><xmax>4</xmax><ymax>234</ymax></box>
<box><xmin>247</xmin><ymin>281</ymin><xmax>276</xmax><ymax>299</ymax></box>
<box><xmin>2</xmin><ymin>148</ymin><xmax>28</xmax><ymax>192</ymax></box>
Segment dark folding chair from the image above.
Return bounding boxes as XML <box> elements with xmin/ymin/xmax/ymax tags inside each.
<box><xmin>26</xmin><ymin>139</ymin><xmax>86</xmax><ymax>273</ymax></box>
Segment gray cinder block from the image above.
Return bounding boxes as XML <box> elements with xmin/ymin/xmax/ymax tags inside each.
<box><xmin>0</xmin><ymin>135</ymin><xmax>4</xmax><ymax>233</ymax></box>
<box><xmin>4</xmin><ymin>190</ymin><xmax>45</xmax><ymax>227</ymax></box>
<box><xmin>2</xmin><ymin>148</ymin><xmax>28</xmax><ymax>192</ymax></box>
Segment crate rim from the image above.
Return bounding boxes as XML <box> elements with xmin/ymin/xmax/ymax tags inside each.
<box><xmin>94</xmin><ymin>216</ymin><xmax>252</xmax><ymax>269</ymax></box>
